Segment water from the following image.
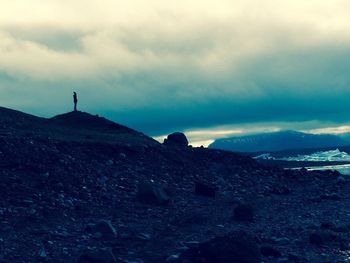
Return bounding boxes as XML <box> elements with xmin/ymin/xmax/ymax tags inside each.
<box><xmin>256</xmin><ymin>149</ymin><xmax>350</xmax><ymax>175</ymax></box>
<box><xmin>306</xmin><ymin>164</ymin><xmax>350</xmax><ymax>175</ymax></box>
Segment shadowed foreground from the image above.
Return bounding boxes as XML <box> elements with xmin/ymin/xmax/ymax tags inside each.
<box><xmin>0</xmin><ymin>107</ymin><xmax>349</xmax><ymax>262</ymax></box>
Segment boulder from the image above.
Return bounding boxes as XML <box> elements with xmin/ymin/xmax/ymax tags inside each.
<box><xmin>137</xmin><ymin>182</ymin><xmax>170</xmax><ymax>205</ymax></box>
<box><xmin>177</xmin><ymin>230</ymin><xmax>261</xmax><ymax>263</ymax></box>
<box><xmin>164</xmin><ymin>132</ymin><xmax>188</xmax><ymax>147</ymax></box>
<box><xmin>309</xmin><ymin>230</ymin><xmax>343</xmax><ymax>248</ymax></box>
<box><xmin>86</xmin><ymin>220</ymin><xmax>117</xmax><ymax>239</ymax></box>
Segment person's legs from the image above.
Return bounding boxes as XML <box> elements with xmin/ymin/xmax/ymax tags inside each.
<box><xmin>74</xmin><ymin>102</ymin><xmax>77</xmax><ymax>111</ymax></box>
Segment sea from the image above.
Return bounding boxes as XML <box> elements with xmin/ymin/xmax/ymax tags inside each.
<box><xmin>254</xmin><ymin>149</ymin><xmax>350</xmax><ymax>175</ymax></box>
<box><xmin>306</xmin><ymin>164</ymin><xmax>350</xmax><ymax>175</ymax></box>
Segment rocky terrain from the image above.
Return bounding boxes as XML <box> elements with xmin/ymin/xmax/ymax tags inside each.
<box><xmin>0</xmin><ymin>107</ymin><xmax>350</xmax><ymax>262</ymax></box>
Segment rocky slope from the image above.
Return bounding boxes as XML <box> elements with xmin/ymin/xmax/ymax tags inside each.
<box><xmin>0</xmin><ymin>108</ymin><xmax>349</xmax><ymax>262</ymax></box>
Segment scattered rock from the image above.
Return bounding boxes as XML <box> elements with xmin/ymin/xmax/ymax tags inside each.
<box><xmin>2</xmin><ymin>107</ymin><xmax>350</xmax><ymax>262</ymax></box>
<box><xmin>163</xmin><ymin>132</ymin><xmax>188</xmax><ymax>147</ymax></box>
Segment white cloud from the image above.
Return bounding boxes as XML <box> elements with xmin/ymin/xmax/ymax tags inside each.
<box><xmin>1</xmin><ymin>1</ymin><xmax>350</xmax><ymax>80</ymax></box>
<box><xmin>1</xmin><ymin>1</ymin><xmax>350</xmax><ymax>134</ymax></box>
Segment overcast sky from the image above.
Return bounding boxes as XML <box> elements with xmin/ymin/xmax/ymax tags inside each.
<box><xmin>1</xmin><ymin>1</ymin><xmax>350</xmax><ymax>145</ymax></box>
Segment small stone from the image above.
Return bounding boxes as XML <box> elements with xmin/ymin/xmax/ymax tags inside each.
<box><xmin>271</xmin><ymin>237</ymin><xmax>290</xmax><ymax>245</ymax></box>
<box><xmin>336</xmin><ymin>176</ymin><xmax>346</xmax><ymax>184</ymax></box>
<box><xmin>42</xmin><ymin>172</ymin><xmax>50</xmax><ymax>178</ymax></box>
<box><xmin>38</xmin><ymin>248</ymin><xmax>47</xmax><ymax>259</ymax></box>
<box><xmin>166</xmin><ymin>254</ymin><xmax>180</xmax><ymax>262</ymax></box>
<box><xmin>183</xmin><ymin>241</ymin><xmax>200</xmax><ymax>248</ymax></box>
<box><xmin>136</xmin><ymin>233</ymin><xmax>151</xmax><ymax>240</ymax></box>
<box><xmin>97</xmin><ymin>176</ymin><xmax>108</xmax><ymax>186</ymax></box>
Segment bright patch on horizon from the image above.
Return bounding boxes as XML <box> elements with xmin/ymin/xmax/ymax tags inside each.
<box><xmin>305</xmin><ymin>126</ymin><xmax>350</xmax><ymax>135</ymax></box>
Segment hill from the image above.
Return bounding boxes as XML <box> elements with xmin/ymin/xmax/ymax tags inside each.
<box><xmin>0</xmin><ymin>108</ymin><xmax>349</xmax><ymax>262</ymax></box>
<box><xmin>209</xmin><ymin>130</ymin><xmax>349</xmax><ymax>152</ymax></box>
<box><xmin>0</xmin><ymin>107</ymin><xmax>157</xmax><ymax>146</ymax></box>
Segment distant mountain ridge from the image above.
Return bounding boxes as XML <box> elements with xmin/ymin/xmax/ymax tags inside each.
<box><xmin>209</xmin><ymin>130</ymin><xmax>350</xmax><ymax>153</ymax></box>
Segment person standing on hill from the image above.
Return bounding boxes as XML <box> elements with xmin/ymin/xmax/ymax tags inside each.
<box><xmin>73</xmin><ymin>92</ymin><xmax>78</xmax><ymax>111</ymax></box>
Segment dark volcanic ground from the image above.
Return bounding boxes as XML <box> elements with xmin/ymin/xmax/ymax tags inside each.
<box><xmin>0</xmin><ymin>107</ymin><xmax>350</xmax><ymax>262</ymax></box>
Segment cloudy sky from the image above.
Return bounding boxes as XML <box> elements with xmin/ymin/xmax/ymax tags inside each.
<box><xmin>1</xmin><ymin>1</ymin><xmax>350</xmax><ymax>146</ymax></box>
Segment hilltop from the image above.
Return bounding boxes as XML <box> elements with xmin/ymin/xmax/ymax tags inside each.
<box><xmin>0</xmin><ymin>107</ymin><xmax>157</xmax><ymax>146</ymax></box>
<box><xmin>0</xmin><ymin>108</ymin><xmax>349</xmax><ymax>262</ymax></box>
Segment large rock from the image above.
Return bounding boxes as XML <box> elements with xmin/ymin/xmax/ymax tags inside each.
<box><xmin>86</xmin><ymin>220</ymin><xmax>117</xmax><ymax>239</ymax></box>
<box><xmin>309</xmin><ymin>230</ymin><xmax>338</xmax><ymax>247</ymax></box>
<box><xmin>137</xmin><ymin>182</ymin><xmax>170</xmax><ymax>205</ymax></box>
<box><xmin>176</xmin><ymin>231</ymin><xmax>261</xmax><ymax>263</ymax></box>
<box><xmin>164</xmin><ymin>132</ymin><xmax>188</xmax><ymax>147</ymax></box>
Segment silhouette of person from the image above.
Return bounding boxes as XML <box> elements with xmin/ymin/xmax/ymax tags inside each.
<box><xmin>73</xmin><ymin>92</ymin><xmax>78</xmax><ymax>111</ymax></box>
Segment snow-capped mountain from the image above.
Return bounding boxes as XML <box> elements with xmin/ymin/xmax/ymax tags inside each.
<box><xmin>209</xmin><ymin>130</ymin><xmax>350</xmax><ymax>152</ymax></box>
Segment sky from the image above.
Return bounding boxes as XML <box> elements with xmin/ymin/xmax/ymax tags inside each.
<box><xmin>1</xmin><ymin>1</ymin><xmax>350</xmax><ymax>146</ymax></box>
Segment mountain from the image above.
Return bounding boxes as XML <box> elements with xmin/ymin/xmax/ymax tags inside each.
<box><xmin>209</xmin><ymin>130</ymin><xmax>349</xmax><ymax>152</ymax></box>
<box><xmin>0</xmin><ymin>107</ymin><xmax>349</xmax><ymax>262</ymax></box>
